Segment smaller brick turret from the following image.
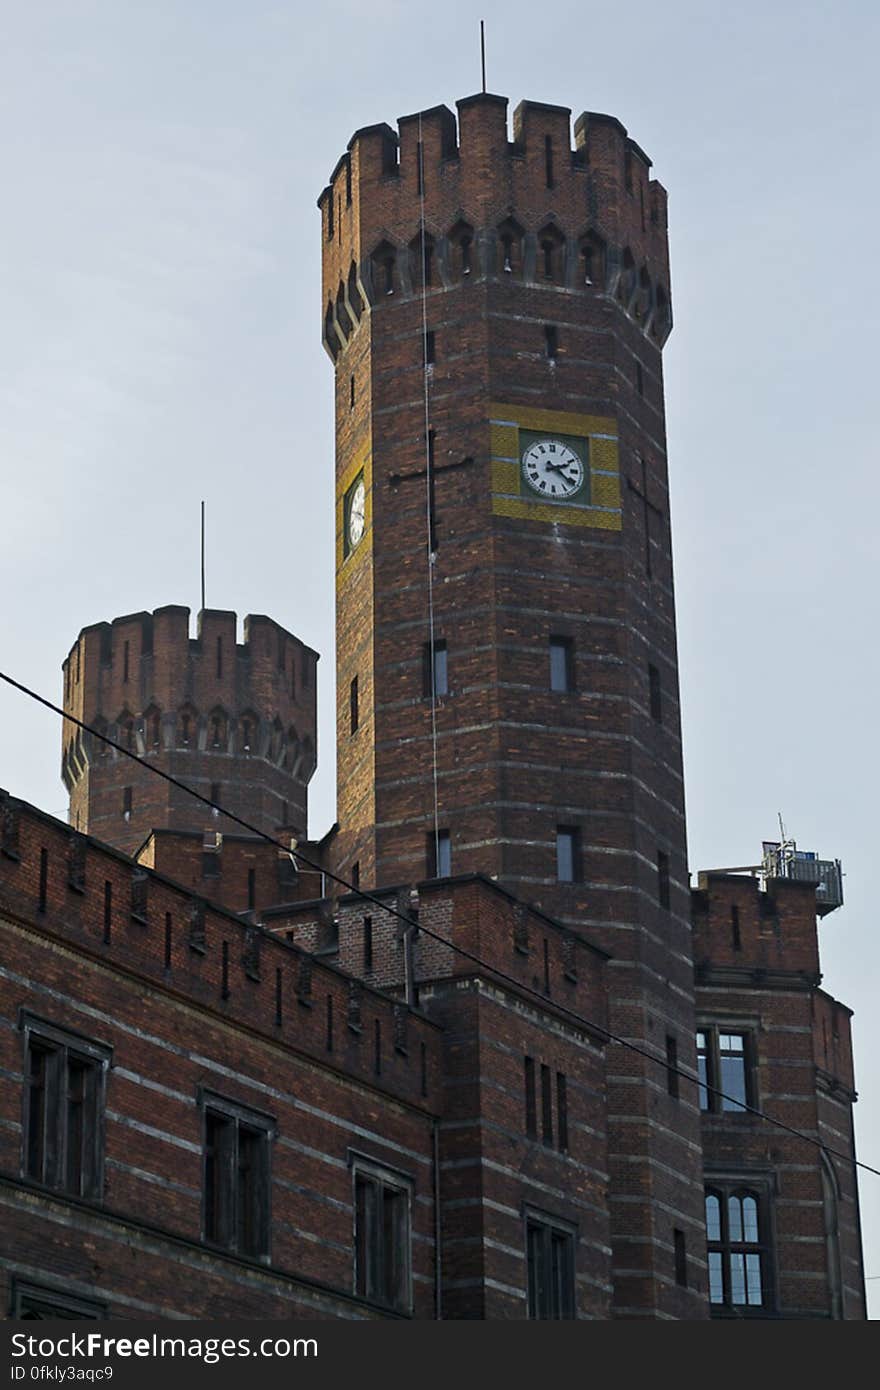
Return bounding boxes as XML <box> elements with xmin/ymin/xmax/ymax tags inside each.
<box><xmin>61</xmin><ymin>606</ymin><xmax>318</xmax><ymax>856</ymax></box>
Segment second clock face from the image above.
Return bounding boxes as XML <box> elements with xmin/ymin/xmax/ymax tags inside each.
<box><xmin>521</xmin><ymin>439</ymin><xmax>585</xmax><ymax>499</ymax></box>
<box><xmin>347</xmin><ymin>476</ymin><xmax>366</xmax><ymax>550</ymax></box>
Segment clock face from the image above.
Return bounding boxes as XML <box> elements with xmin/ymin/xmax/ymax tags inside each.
<box><xmin>346</xmin><ymin>476</ymin><xmax>366</xmax><ymax>551</ymax></box>
<box><xmin>521</xmin><ymin>439</ymin><xmax>585</xmax><ymax>499</ymax></box>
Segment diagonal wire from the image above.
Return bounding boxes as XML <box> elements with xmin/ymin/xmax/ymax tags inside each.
<box><xmin>1</xmin><ymin>667</ymin><xmax>878</xmax><ymax>1181</ymax></box>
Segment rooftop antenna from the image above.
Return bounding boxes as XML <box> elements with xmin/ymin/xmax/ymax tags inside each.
<box><xmin>200</xmin><ymin>500</ymin><xmax>206</xmax><ymax>612</ymax></box>
<box><xmin>480</xmin><ymin>19</ymin><xmax>487</xmax><ymax>94</ymax></box>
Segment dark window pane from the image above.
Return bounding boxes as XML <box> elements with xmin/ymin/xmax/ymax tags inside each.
<box><xmin>556</xmin><ymin>828</ymin><xmax>575</xmax><ymax>883</ymax></box>
<box><xmin>705</xmin><ymin>1193</ymin><xmax>721</xmax><ymax>1242</ymax></box>
<box><xmin>550</xmin><ymin>637</ymin><xmax>572</xmax><ymax>692</ymax></box>
<box><xmin>708</xmin><ymin>1250</ymin><xmax>724</xmax><ymax>1303</ymax></box>
<box><xmin>26</xmin><ymin>1046</ymin><xmax>48</xmax><ymax>1182</ymax></box>
<box><xmin>719</xmin><ymin>1033</ymin><xmax>748</xmax><ymax>1111</ymax></box>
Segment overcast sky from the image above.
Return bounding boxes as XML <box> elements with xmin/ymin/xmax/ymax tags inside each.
<box><xmin>1</xmin><ymin>0</ymin><xmax>877</xmax><ymax>1313</ymax></box>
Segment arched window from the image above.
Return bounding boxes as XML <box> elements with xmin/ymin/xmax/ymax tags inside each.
<box><xmin>238</xmin><ymin>709</ymin><xmax>258</xmax><ymax>755</ymax></box>
<box><xmin>653</xmin><ymin>284</ymin><xmax>672</xmax><ymax>342</ymax></box>
<box><xmin>635</xmin><ymin>265</ymin><xmax>652</xmax><ymax>324</ymax></box>
<box><xmin>177</xmin><ymin>704</ymin><xmax>198</xmax><ymax>749</ymax></box>
<box><xmin>209</xmin><ymin>708</ymin><xmax>228</xmax><ymax>751</ymax></box>
<box><xmin>705</xmin><ymin>1187</ymin><xmax>769</xmax><ymax>1311</ymax></box>
<box><xmin>336</xmin><ymin>281</ymin><xmax>353</xmax><ymax>338</ymax></box>
<box><xmin>347</xmin><ymin>261</ymin><xmax>363</xmax><ymax>320</ymax></box>
<box><xmin>91</xmin><ymin>716</ymin><xmax>109</xmax><ymax>760</ymax></box>
<box><xmin>324</xmin><ymin>299</ymin><xmax>340</xmax><ymax>360</ymax></box>
<box><xmin>370</xmin><ymin>240</ymin><xmax>397</xmax><ymax>298</ymax></box>
<box><xmin>538</xmin><ymin>223</ymin><xmax>565</xmax><ymax>282</ymax></box>
<box><xmin>410</xmin><ymin>232</ymin><xmax>434</xmax><ymax>289</ymax></box>
<box><xmin>285</xmin><ymin>725</ymin><xmax>301</xmax><ymax>773</ymax></box>
<box><xmin>117</xmin><ymin>712</ymin><xmax>135</xmax><ymax>752</ymax></box>
<box><xmin>617</xmin><ymin>248</ymin><xmax>636</xmax><ymax>307</ymax></box>
<box><xmin>497</xmin><ymin>217</ymin><xmax>525</xmax><ymax>276</ymax></box>
<box><xmin>579</xmin><ymin>231</ymin><xmax>606</xmax><ymax>289</ymax></box>
<box><xmin>448</xmin><ymin>219</ymin><xmax>475</xmax><ymax>279</ymax></box>
<box><xmin>144</xmin><ymin>704</ymin><xmax>162</xmax><ymax>752</ymax></box>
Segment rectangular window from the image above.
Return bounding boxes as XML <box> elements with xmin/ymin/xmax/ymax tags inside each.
<box><xmin>718</xmin><ymin>1032</ymin><xmax>749</xmax><ymax>1111</ymax></box>
<box><xmin>526</xmin><ymin>1213</ymin><xmax>576</xmax><ymax>1319</ymax></box>
<box><xmin>353</xmin><ymin>1160</ymin><xmax>412</xmax><ymax>1311</ymax></box>
<box><xmin>203</xmin><ymin>1095</ymin><xmax>273</xmax><ymax>1259</ymax></box>
<box><xmin>427</xmin><ymin>829</ymin><xmax>451</xmax><ymax>879</ymax></box>
<box><xmin>350</xmin><ymin>675</ymin><xmax>359</xmax><ymax>734</ymax></box>
<box><xmin>544</xmin><ymin>324</ymin><xmax>558</xmax><ymax>360</ymax></box>
<box><xmin>550</xmin><ymin>636</ymin><xmax>573</xmax><ymax>693</ymax></box>
<box><xmin>363</xmin><ymin>916</ymin><xmax>373</xmax><ymax>974</ymax></box>
<box><xmin>10</xmin><ymin>1279</ymin><xmax>106</xmax><ymax>1320</ymax></box>
<box><xmin>657</xmin><ymin>850</ymin><xmax>670</xmax><ymax>909</ymax></box>
<box><xmin>122</xmin><ymin>787</ymin><xmax>132</xmax><ymax>820</ymax></box>
<box><xmin>540</xmin><ymin>1064</ymin><xmax>553</xmax><ymax>1146</ymax></box>
<box><xmin>556</xmin><ymin>1071</ymin><xmax>568</xmax><ymax>1152</ymax></box>
<box><xmin>648</xmin><ymin>662</ymin><xmax>662</xmax><ymax>722</ymax></box>
<box><xmin>697</xmin><ymin>1027</ymin><xmax>752</xmax><ymax>1113</ymax></box>
<box><xmin>424</xmin><ymin>639</ymin><xmax>448</xmax><ymax>697</ymax></box>
<box><xmin>22</xmin><ymin>1016</ymin><xmax>110</xmax><ymax>1199</ymax></box>
<box><xmin>424</xmin><ymin>330</ymin><xmax>435</xmax><ymax>366</ymax></box>
<box><xmin>705</xmin><ymin>1188</ymin><xmax>769</xmax><ymax>1312</ymax></box>
<box><xmin>524</xmin><ymin>1056</ymin><xmax>537</xmax><ymax>1137</ymax></box>
<box><xmin>556</xmin><ymin>826</ymin><xmax>580</xmax><ymax>884</ymax></box>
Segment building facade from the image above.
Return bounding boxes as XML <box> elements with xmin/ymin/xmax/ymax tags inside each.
<box><xmin>0</xmin><ymin>91</ymin><xmax>866</xmax><ymax>1320</ymax></box>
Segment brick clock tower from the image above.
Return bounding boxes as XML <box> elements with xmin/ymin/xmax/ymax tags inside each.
<box><xmin>320</xmin><ymin>95</ymin><xmax>705</xmax><ymax>1317</ymax></box>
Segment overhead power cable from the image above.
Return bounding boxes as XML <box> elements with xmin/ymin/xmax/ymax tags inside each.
<box><xmin>0</xmin><ymin>667</ymin><xmax>877</xmax><ymax>1181</ymax></box>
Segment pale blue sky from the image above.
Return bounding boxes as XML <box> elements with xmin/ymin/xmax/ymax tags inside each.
<box><xmin>1</xmin><ymin>0</ymin><xmax>877</xmax><ymax>1311</ymax></box>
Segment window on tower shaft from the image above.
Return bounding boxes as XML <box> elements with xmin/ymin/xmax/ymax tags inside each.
<box><xmin>424</xmin><ymin>640</ymin><xmax>447</xmax><ymax>698</ymax></box>
<box><xmin>550</xmin><ymin>636</ymin><xmax>573</xmax><ymax>692</ymax></box>
<box><xmin>426</xmin><ymin>829</ymin><xmax>451</xmax><ymax>880</ymax></box>
<box><xmin>556</xmin><ymin>827</ymin><xmax>580</xmax><ymax>883</ymax></box>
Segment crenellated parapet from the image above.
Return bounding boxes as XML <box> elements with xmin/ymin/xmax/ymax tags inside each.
<box><xmin>61</xmin><ymin>606</ymin><xmax>318</xmax><ymax>854</ymax></box>
<box><xmin>318</xmin><ymin>94</ymin><xmax>672</xmax><ymax>361</ymax></box>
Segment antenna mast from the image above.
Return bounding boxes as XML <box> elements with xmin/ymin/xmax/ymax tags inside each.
<box><xmin>200</xmin><ymin>500</ymin><xmax>206</xmax><ymax>612</ymax></box>
<box><xmin>480</xmin><ymin>20</ymin><xmax>487</xmax><ymax>93</ymax></box>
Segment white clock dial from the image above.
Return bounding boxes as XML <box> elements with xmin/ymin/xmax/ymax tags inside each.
<box><xmin>347</xmin><ymin>477</ymin><xmax>366</xmax><ymax>548</ymax></box>
<box><xmin>521</xmin><ymin>439</ymin><xmax>585</xmax><ymax>499</ymax></box>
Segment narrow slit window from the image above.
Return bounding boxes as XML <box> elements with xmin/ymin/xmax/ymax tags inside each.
<box><xmin>363</xmin><ymin>916</ymin><xmax>373</xmax><ymax>975</ymax></box>
<box><xmin>544</xmin><ymin>324</ymin><xmax>558</xmax><ymax>360</ymax></box>
<box><xmin>540</xmin><ymin>1063</ymin><xmax>553</xmax><ymax>1146</ymax></box>
<box><xmin>544</xmin><ymin>134</ymin><xmax>554</xmax><ymax>188</ymax></box>
<box><xmin>556</xmin><ymin>1072</ymin><xmax>568</xmax><ymax>1151</ymax></box>
<box><xmin>556</xmin><ymin>826</ymin><xmax>580</xmax><ymax>883</ymax></box>
<box><xmin>424</xmin><ymin>639</ymin><xmax>448</xmax><ymax>698</ymax></box>
<box><xmin>350</xmin><ymin>675</ymin><xmax>359</xmax><ymax>734</ymax></box>
<box><xmin>524</xmin><ymin>1056</ymin><xmax>537</xmax><ymax>1137</ymax></box>
<box><xmin>550</xmin><ymin>636</ymin><xmax>573</xmax><ymax>692</ymax></box>
<box><xmin>424</xmin><ymin>331</ymin><xmax>435</xmax><ymax>366</ymax></box>
<box><xmin>427</xmin><ymin>829</ymin><xmax>451</xmax><ymax>879</ymax></box>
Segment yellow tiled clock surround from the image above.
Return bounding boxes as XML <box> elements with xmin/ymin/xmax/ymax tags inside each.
<box><xmin>489</xmin><ymin>403</ymin><xmax>622</xmax><ymax>530</ymax></box>
<box><xmin>336</xmin><ymin>443</ymin><xmax>372</xmax><ymax>573</ymax></box>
